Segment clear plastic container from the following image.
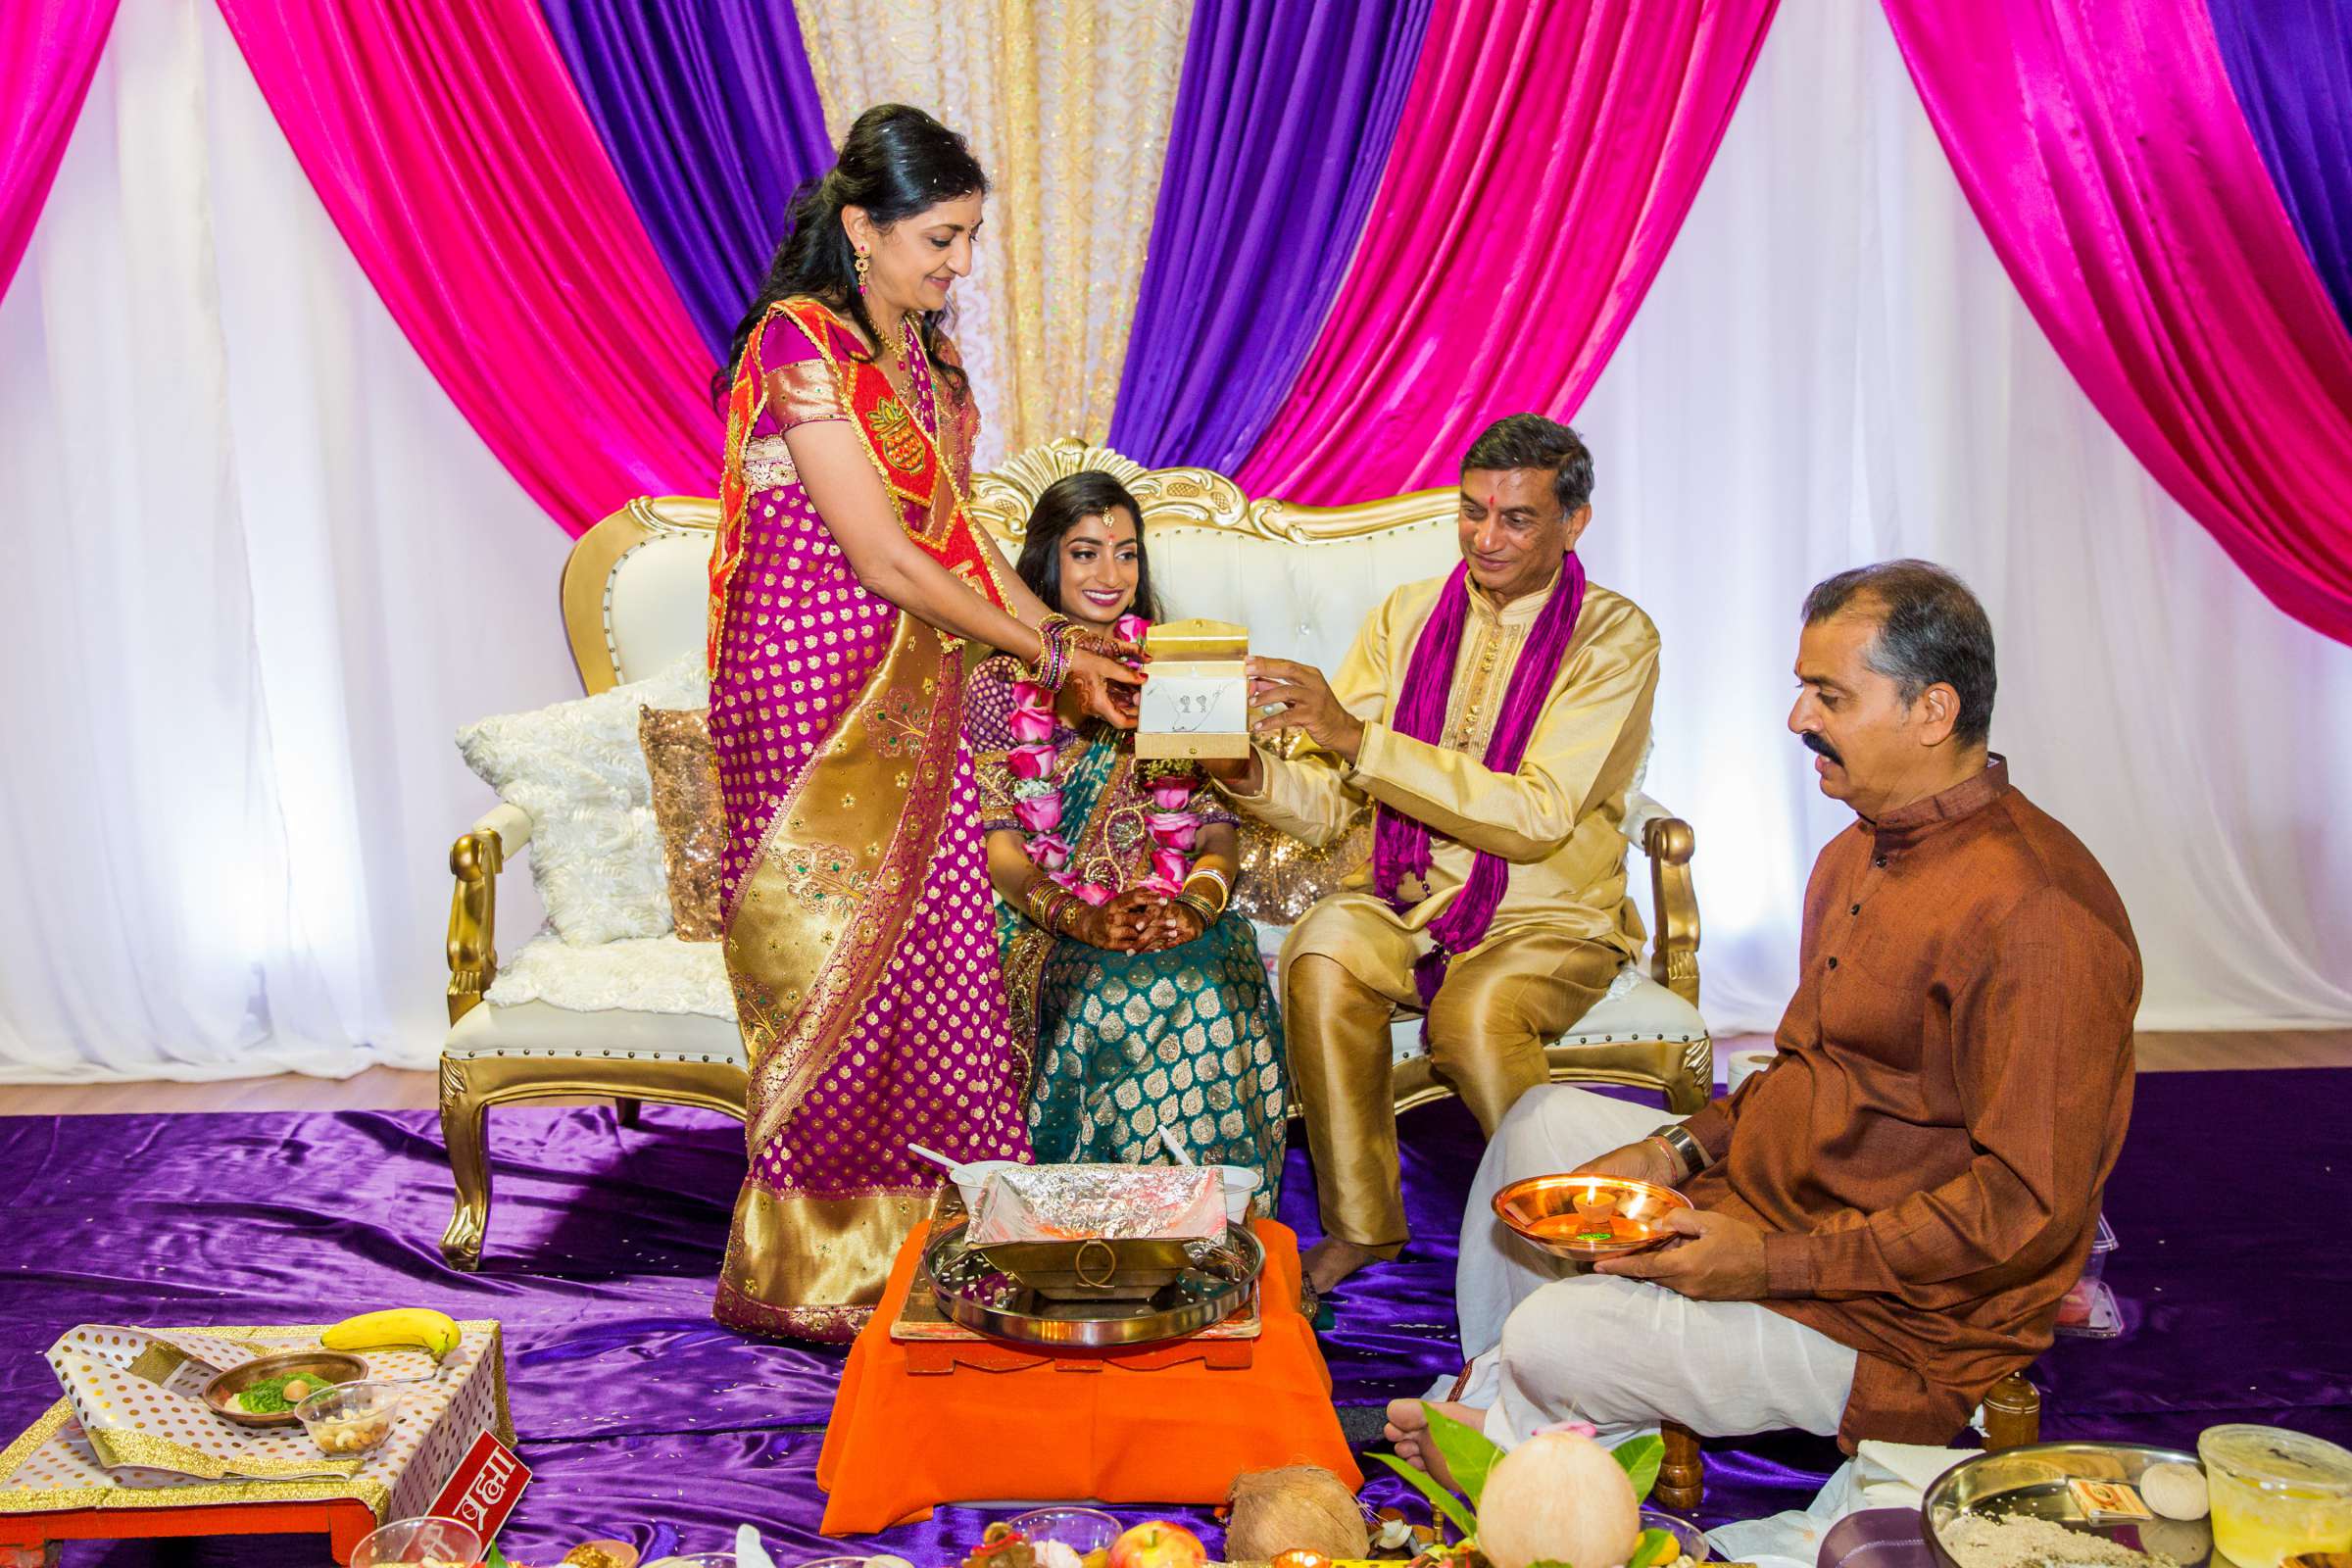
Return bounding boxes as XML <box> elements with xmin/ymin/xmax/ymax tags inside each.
<box><xmin>294</xmin><ymin>1380</ymin><xmax>406</xmax><ymax>1457</ymax></box>
<box><xmin>1009</xmin><ymin>1507</ymin><xmax>1121</xmax><ymax>1568</ymax></box>
<box><xmin>348</xmin><ymin>1515</ymin><xmax>482</xmax><ymax>1568</ymax></box>
<box><xmin>2055</xmin><ymin>1213</ymin><xmax>2121</xmax><ymax>1339</ymax></box>
<box><xmin>2200</xmin><ymin>1423</ymin><xmax>2352</xmax><ymax>1568</ymax></box>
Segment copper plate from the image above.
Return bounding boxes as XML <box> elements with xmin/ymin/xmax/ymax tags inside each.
<box><xmin>200</xmin><ymin>1350</ymin><xmax>370</xmax><ymax>1430</ymax></box>
<box><xmin>1491</xmin><ymin>1173</ymin><xmax>1692</xmax><ymax>1262</ymax></box>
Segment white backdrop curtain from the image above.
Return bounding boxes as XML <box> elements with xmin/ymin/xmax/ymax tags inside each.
<box><xmin>0</xmin><ymin>3</ymin><xmax>2345</xmax><ymax>1083</ymax></box>
<box><xmin>1574</xmin><ymin>0</ymin><xmax>2352</xmax><ymax>1032</ymax></box>
<box><xmin>0</xmin><ymin>0</ymin><xmax>575</xmax><ymax>1082</ymax></box>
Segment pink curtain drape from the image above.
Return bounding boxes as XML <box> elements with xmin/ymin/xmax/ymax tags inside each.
<box><xmin>216</xmin><ymin>0</ymin><xmax>721</xmax><ymax>535</ymax></box>
<box><xmin>1882</xmin><ymin>0</ymin><xmax>2352</xmax><ymax>646</ymax></box>
<box><xmin>1235</xmin><ymin>0</ymin><xmax>1778</xmax><ymax>505</ymax></box>
<box><xmin>1</xmin><ymin>0</ymin><xmax>120</xmax><ymax>302</ymax></box>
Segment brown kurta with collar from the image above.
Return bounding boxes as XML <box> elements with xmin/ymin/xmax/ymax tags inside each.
<box><xmin>1681</xmin><ymin>759</ymin><xmax>2139</xmax><ymax>1448</ymax></box>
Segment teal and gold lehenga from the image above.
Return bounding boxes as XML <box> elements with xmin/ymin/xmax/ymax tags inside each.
<box><xmin>963</xmin><ymin>655</ymin><xmax>1288</xmax><ymax>1208</ymax></box>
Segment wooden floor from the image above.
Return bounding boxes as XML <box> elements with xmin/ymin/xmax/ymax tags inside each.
<box><xmin>4</xmin><ymin>1029</ymin><xmax>2348</xmax><ymax>1116</ymax></box>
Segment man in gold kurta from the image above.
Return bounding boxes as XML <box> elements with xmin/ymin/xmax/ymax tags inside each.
<box><xmin>1208</xmin><ymin>416</ymin><xmax>1660</xmax><ymax>1293</ymax></box>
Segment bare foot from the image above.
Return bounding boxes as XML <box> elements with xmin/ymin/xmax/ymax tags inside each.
<box><xmin>1383</xmin><ymin>1398</ymin><xmax>1487</xmax><ymax>1489</ymax></box>
<box><xmin>1303</xmin><ymin>1236</ymin><xmax>1383</xmax><ymax>1295</ymax></box>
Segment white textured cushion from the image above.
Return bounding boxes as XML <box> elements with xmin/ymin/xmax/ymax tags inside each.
<box><xmin>455</xmin><ymin>656</ymin><xmax>708</xmax><ymax>946</ymax></box>
<box><xmin>486</xmin><ymin>929</ymin><xmax>734</xmax><ymax>1017</ymax></box>
<box><xmin>445</xmin><ymin>995</ymin><xmax>745</xmax><ymax>1065</ymax></box>
<box><xmin>607</xmin><ymin>531</ymin><xmax>714</xmax><ymax>685</ymax></box>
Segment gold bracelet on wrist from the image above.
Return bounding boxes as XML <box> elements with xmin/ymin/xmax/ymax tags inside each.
<box><xmin>1181</xmin><ymin>867</ymin><xmax>1231</xmax><ymax>916</ymax></box>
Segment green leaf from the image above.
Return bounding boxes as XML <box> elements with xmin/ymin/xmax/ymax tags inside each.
<box><xmin>1612</xmin><ymin>1432</ymin><xmax>1665</xmax><ymax>1503</ymax></box>
<box><xmin>1420</xmin><ymin>1400</ymin><xmax>1506</xmax><ymax>1509</ymax></box>
<box><xmin>1627</xmin><ymin>1528</ymin><xmax>1678</xmax><ymax>1568</ymax></box>
<box><xmin>1368</xmin><ymin>1450</ymin><xmax>1480</xmax><ymax>1542</ymax></box>
<box><xmin>484</xmin><ymin>1547</ymin><xmax>514</xmax><ymax>1568</ymax></box>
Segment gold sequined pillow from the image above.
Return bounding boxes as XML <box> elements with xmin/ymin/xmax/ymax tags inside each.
<box><xmin>638</xmin><ymin>707</ymin><xmax>724</xmax><ymax>942</ymax></box>
<box><xmin>1233</xmin><ymin>808</ymin><xmax>1373</xmax><ymax>925</ymax></box>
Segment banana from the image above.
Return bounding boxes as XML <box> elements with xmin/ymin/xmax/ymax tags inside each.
<box><xmin>320</xmin><ymin>1308</ymin><xmax>462</xmax><ymax>1362</ymax></box>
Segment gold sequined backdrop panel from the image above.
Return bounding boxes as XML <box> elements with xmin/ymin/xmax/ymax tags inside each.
<box><xmin>797</xmin><ymin>2</ymin><xmax>1193</xmax><ymax>465</ymax></box>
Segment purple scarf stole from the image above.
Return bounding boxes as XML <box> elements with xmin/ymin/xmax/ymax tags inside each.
<box><xmin>1372</xmin><ymin>552</ymin><xmax>1589</xmax><ymax>1008</ymax></box>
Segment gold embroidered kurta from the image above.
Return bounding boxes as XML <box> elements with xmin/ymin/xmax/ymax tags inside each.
<box><xmin>1223</xmin><ymin>572</ymin><xmax>1661</xmax><ymax>1252</ymax></box>
<box><xmin>1223</xmin><ymin>572</ymin><xmax>1662</xmax><ymax>976</ymax></box>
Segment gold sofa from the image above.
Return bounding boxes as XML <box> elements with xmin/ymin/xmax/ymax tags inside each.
<box><xmin>438</xmin><ymin>441</ymin><xmax>1708</xmax><ymax>1268</ymax></box>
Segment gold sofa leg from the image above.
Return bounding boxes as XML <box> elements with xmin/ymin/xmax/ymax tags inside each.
<box><xmin>435</xmin><ymin>1049</ymin><xmax>751</xmax><ymax>1270</ymax></box>
<box><xmin>439</xmin><ymin>1057</ymin><xmax>492</xmax><ymax>1272</ymax></box>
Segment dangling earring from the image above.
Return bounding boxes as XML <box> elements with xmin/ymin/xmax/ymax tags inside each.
<box><xmin>855</xmin><ymin>249</ymin><xmax>871</xmax><ymax>295</ymax></box>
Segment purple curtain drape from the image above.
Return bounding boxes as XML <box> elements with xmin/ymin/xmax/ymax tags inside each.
<box><xmin>1105</xmin><ymin>0</ymin><xmax>1435</xmax><ymax>471</ymax></box>
<box><xmin>1234</xmin><ymin>0</ymin><xmax>1779</xmax><ymax>505</ymax></box>
<box><xmin>217</xmin><ymin>0</ymin><xmax>722</xmax><ymax>535</ymax></box>
<box><xmin>1883</xmin><ymin>0</ymin><xmax>2352</xmax><ymax>647</ymax></box>
<box><xmin>0</xmin><ymin>0</ymin><xmax>120</xmax><ymax>302</ymax></box>
<box><xmin>538</xmin><ymin>0</ymin><xmax>834</xmax><ymax>363</ymax></box>
<box><xmin>2204</xmin><ymin>0</ymin><xmax>2352</xmax><ymax>332</ymax></box>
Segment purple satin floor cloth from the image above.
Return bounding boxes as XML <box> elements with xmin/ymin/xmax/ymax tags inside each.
<box><xmin>2</xmin><ymin>1068</ymin><xmax>2347</xmax><ymax>1565</ymax></box>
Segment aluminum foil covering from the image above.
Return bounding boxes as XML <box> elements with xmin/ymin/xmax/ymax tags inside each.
<box><xmin>967</xmin><ymin>1164</ymin><xmax>1225</xmax><ymax>1245</ymax></box>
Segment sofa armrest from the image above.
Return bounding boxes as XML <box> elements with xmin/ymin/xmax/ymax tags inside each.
<box><xmin>1626</xmin><ymin>793</ymin><xmax>1700</xmax><ymax>1010</ymax></box>
<box><xmin>446</xmin><ymin>803</ymin><xmax>533</xmax><ymax>1025</ymax></box>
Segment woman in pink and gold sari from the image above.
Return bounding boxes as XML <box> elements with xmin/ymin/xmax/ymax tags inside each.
<box><xmin>706</xmin><ymin>105</ymin><xmax>1138</xmax><ymax>1341</ymax></box>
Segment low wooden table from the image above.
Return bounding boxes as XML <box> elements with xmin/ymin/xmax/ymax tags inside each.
<box><xmin>0</xmin><ymin>1321</ymin><xmax>512</xmax><ymax>1565</ymax></box>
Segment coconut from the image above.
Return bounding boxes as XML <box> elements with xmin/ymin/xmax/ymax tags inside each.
<box><xmin>1475</xmin><ymin>1426</ymin><xmax>1641</xmax><ymax>1568</ymax></box>
<box><xmin>1224</xmin><ymin>1466</ymin><xmax>1372</xmax><ymax>1562</ymax></box>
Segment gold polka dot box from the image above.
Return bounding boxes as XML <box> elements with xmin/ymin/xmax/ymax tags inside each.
<box><xmin>0</xmin><ymin>1322</ymin><xmax>511</xmax><ymax>1520</ymax></box>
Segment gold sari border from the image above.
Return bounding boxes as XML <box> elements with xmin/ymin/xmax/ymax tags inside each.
<box><xmin>727</xmin><ymin>612</ymin><xmax>966</xmax><ymax>1151</ymax></box>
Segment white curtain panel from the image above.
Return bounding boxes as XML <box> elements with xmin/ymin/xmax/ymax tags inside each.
<box><xmin>0</xmin><ymin>0</ymin><xmax>575</xmax><ymax>1082</ymax></box>
<box><xmin>1573</xmin><ymin>2</ymin><xmax>2352</xmax><ymax>1032</ymax></box>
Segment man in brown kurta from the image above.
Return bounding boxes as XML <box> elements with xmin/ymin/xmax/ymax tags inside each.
<box><xmin>1389</xmin><ymin>560</ymin><xmax>2139</xmax><ymax>1467</ymax></box>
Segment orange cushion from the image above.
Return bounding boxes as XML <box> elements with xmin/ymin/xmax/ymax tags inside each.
<box><xmin>816</xmin><ymin>1219</ymin><xmax>1362</xmax><ymax>1535</ymax></box>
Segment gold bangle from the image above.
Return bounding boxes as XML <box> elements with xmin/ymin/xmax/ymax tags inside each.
<box><xmin>1181</xmin><ymin>868</ymin><xmax>1230</xmax><ymax>916</ymax></box>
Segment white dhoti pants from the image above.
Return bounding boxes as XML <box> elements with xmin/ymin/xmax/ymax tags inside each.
<box><xmin>1452</xmin><ymin>1086</ymin><xmax>1860</xmax><ymax>1448</ymax></box>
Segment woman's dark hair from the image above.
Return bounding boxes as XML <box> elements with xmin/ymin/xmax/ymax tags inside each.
<box><xmin>1015</xmin><ymin>472</ymin><xmax>1159</xmax><ymax>623</ymax></box>
<box><xmin>712</xmin><ymin>104</ymin><xmax>987</xmax><ymax>404</ymax></box>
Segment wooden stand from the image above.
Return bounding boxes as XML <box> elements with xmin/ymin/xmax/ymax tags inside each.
<box><xmin>1657</xmin><ymin>1421</ymin><xmax>1703</xmax><ymax>1513</ymax></box>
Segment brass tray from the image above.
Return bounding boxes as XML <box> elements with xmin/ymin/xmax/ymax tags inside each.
<box><xmin>200</xmin><ymin>1350</ymin><xmax>370</xmax><ymax>1430</ymax></box>
<box><xmin>1923</xmin><ymin>1442</ymin><xmax>2213</xmax><ymax>1568</ymax></box>
<box><xmin>924</xmin><ymin>1213</ymin><xmax>1263</xmax><ymax>1348</ymax></box>
<box><xmin>976</xmin><ymin>1237</ymin><xmax>1197</xmax><ymax>1299</ymax></box>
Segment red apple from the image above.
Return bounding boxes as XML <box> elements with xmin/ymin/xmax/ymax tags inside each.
<box><xmin>1108</xmin><ymin>1521</ymin><xmax>1208</xmax><ymax>1568</ymax></box>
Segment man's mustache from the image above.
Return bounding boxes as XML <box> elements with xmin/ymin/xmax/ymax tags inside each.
<box><xmin>1801</xmin><ymin>730</ymin><xmax>1843</xmax><ymax>766</ymax></box>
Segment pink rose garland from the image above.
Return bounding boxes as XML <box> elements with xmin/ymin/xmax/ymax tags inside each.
<box><xmin>1008</xmin><ymin>625</ymin><xmax>1213</xmax><ymax>931</ymax></box>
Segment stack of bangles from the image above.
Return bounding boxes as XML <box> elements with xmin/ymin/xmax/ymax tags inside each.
<box><xmin>1032</xmin><ymin>612</ymin><xmax>1076</xmax><ymax>691</ymax></box>
<box><xmin>1174</xmin><ymin>867</ymin><xmax>1230</xmax><ymax>927</ymax></box>
<box><xmin>1023</xmin><ymin>877</ymin><xmax>1085</xmax><ymax>936</ymax></box>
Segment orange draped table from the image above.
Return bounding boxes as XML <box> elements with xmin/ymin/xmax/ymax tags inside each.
<box><xmin>816</xmin><ymin>1218</ymin><xmax>1361</xmax><ymax>1535</ymax></box>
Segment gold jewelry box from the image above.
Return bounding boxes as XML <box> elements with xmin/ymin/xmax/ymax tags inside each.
<box><xmin>1138</xmin><ymin>618</ymin><xmax>1249</xmax><ymax>760</ymax></box>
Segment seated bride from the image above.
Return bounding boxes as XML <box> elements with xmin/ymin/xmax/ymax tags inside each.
<box><xmin>962</xmin><ymin>471</ymin><xmax>1288</xmax><ymax>1208</ymax></box>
